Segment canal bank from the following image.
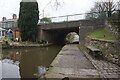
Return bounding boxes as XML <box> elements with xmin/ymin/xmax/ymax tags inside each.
<box><xmin>44</xmin><ymin>44</ymin><xmax>100</xmax><ymax>79</ymax></box>
<box><xmin>44</xmin><ymin>44</ymin><xmax>120</xmax><ymax>79</ymax></box>
<box><xmin>2</xmin><ymin>42</ymin><xmax>53</xmax><ymax>49</ymax></box>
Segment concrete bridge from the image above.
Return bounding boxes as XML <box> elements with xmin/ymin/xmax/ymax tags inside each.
<box><xmin>38</xmin><ymin>19</ymin><xmax>105</xmax><ymax>43</ymax></box>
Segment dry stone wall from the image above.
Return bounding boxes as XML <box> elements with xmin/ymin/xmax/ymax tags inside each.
<box><xmin>105</xmin><ymin>20</ymin><xmax>120</xmax><ymax>37</ymax></box>
<box><xmin>86</xmin><ymin>37</ymin><xmax>119</xmax><ymax>65</ymax></box>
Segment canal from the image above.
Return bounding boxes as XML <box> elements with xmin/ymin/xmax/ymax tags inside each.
<box><xmin>1</xmin><ymin>45</ymin><xmax>62</xmax><ymax>78</ymax></box>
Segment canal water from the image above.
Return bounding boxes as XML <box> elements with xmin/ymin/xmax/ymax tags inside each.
<box><xmin>1</xmin><ymin>45</ymin><xmax>62</xmax><ymax>78</ymax></box>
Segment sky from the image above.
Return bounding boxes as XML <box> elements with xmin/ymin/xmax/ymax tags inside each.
<box><xmin>0</xmin><ymin>0</ymin><xmax>119</xmax><ymax>21</ymax></box>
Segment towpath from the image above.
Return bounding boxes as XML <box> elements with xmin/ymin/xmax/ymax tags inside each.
<box><xmin>45</xmin><ymin>44</ymin><xmax>100</xmax><ymax>79</ymax></box>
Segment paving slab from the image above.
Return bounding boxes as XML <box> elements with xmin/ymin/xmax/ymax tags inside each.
<box><xmin>45</xmin><ymin>67</ymin><xmax>100</xmax><ymax>78</ymax></box>
<box><xmin>45</xmin><ymin>44</ymin><xmax>100</xmax><ymax>79</ymax></box>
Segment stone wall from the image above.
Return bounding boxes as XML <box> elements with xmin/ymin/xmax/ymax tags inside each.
<box><xmin>85</xmin><ymin>37</ymin><xmax>119</xmax><ymax>65</ymax></box>
<box><xmin>105</xmin><ymin>20</ymin><xmax>119</xmax><ymax>37</ymax></box>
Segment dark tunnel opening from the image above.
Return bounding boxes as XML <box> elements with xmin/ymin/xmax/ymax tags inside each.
<box><xmin>52</xmin><ymin>28</ymin><xmax>79</xmax><ymax>44</ymax></box>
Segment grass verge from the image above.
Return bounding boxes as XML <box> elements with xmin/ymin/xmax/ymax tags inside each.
<box><xmin>88</xmin><ymin>28</ymin><xmax>117</xmax><ymax>41</ymax></box>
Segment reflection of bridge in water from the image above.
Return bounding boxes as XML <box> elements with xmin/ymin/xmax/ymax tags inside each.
<box><xmin>38</xmin><ymin>13</ymin><xmax>105</xmax><ymax>43</ymax></box>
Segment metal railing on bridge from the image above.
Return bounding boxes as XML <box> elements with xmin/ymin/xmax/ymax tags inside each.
<box><xmin>39</xmin><ymin>13</ymin><xmax>87</xmax><ymax>23</ymax></box>
<box><xmin>49</xmin><ymin>13</ymin><xmax>85</xmax><ymax>22</ymax></box>
<box><xmin>39</xmin><ymin>10</ymin><xmax>119</xmax><ymax>24</ymax></box>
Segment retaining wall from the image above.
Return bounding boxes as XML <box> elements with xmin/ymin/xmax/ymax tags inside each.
<box><xmin>85</xmin><ymin>37</ymin><xmax>119</xmax><ymax>65</ymax></box>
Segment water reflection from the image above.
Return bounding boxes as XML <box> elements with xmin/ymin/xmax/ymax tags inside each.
<box><xmin>34</xmin><ymin>66</ymin><xmax>48</xmax><ymax>78</ymax></box>
<box><xmin>2</xmin><ymin>59</ymin><xmax>20</xmax><ymax>78</ymax></box>
<box><xmin>0</xmin><ymin>60</ymin><xmax>2</xmax><ymax>80</ymax></box>
<box><xmin>2</xmin><ymin>45</ymin><xmax>62</xmax><ymax>78</ymax></box>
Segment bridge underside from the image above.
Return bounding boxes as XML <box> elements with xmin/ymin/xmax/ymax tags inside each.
<box><xmin>39</xmin><ymin>27</ymin><xmax>79</xmax><ymax>44</ymax></box>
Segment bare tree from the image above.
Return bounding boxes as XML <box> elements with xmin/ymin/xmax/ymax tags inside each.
<box><xmin>54</xmin><ymin>0</ymin><xmax>62</xmax><ymax>10</ymax></box>
<box><xmin>85</xmin><ymin>0</ymin><xmax>117</xmax><ymax>19</ymax></box>
<box><xmin>41</xmin><ymin>0</ymin><xmax>63</xmax><ymax>17</ymax></box>
<box><xmin>104</xmin><ymin>0</ymin><xmax>116</xmax><ymax>17</ymax></box>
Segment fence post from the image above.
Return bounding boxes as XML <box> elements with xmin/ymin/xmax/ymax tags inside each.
<box><xmin>66</xmin><ymin>16</ymin><xmax>68</xmax><ymax>22</ymax></box>
<box><xmin>79</xmin><ymin>25</ymin><xmax>81</xmax><ymax>44</ymax></box>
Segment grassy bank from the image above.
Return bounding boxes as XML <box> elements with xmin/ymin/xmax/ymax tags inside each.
<box><xmin>88</xmin><ymin>29</ymin><xmax>117</xmax><ymax>41</ymax></box>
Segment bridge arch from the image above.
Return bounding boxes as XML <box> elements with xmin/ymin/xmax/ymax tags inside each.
<box><xmin>39</xmin><ymin>27</ymin><xmax>79</xmax><ymax>44</ymax></box>
<box><xmin>38</xmin><ymin>19</ymin><xmax>105</xmax><ymax>44</ymax></box>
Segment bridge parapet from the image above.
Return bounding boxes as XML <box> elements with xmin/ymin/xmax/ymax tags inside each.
<box><xmin>38</xmin><ymin>19</ymin><xmax>105</xmax><ymax>30</ymax></box>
